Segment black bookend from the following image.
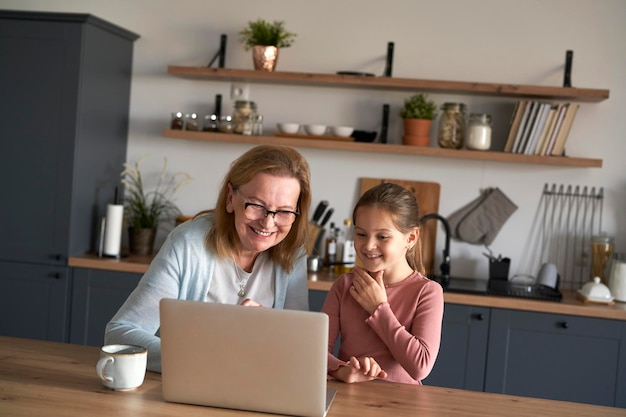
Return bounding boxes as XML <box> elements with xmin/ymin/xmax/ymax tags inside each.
<box><xmin>563</xmin><ymin>50</ymin><xmax>573</xmax><ymax>87</ymax></box>
<box><xmin>207</xmin><ymin>34</ymin><xmax>227</xmax><ymax>68</ymax></box>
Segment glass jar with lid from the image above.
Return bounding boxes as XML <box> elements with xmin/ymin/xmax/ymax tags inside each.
<box><xmin>437</xmin><ymin>103</ymin><xmax>466</xmax><ymax>149</ymax></box>
<box><xmin>232</xmin><ymin>100</ymin><xmax>257</xmax><ymax>134</ymax></box>
<box><xmin>466</xmin><ymin>113</ymin><xmax>492</xmax><ymax>151</ymax></box>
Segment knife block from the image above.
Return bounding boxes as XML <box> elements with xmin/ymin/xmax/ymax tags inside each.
<box><xmin>305</xmin><ymin>222</ymin><xmax>323</xmax><ymax>256</ymax></box>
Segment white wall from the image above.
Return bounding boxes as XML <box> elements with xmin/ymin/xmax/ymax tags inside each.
<box><xmin>4</xmin><ymin>0</ymin><xmax>626</xmax><ymax>281</ymax></box>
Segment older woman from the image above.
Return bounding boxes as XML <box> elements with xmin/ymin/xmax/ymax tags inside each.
<box><xmin>105</xmin><ymin>145</ymin><xmax>312</xmax><ymax>372</ymax></box>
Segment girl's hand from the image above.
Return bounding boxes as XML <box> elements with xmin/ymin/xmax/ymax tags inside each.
<box><xmin>331</xmin><ymin>356</ymin><xmax>388</xmax><ymax>383</ymax></box>
<box><xmin>241</xmin><ymin>298</ymin><xmax>263</xmax><ymax>307</ymax></box>
<box><xmin>349</xmin><ymin>267</ymin><xmax>387</xmax><ymax>314</ymax></box>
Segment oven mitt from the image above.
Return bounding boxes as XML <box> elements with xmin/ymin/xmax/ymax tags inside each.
<box><xmin>447</xmin><ymin>188</ymin><xmax>492</xmax><ymax>240</ymax></box>
<box><xmin>456</xmin><ymin>188</ymin><xmax>518</xmax><ymax>246</ymax></box>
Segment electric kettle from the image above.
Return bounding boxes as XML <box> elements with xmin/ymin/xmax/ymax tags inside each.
<box><xmin>608</xmin><ymin>253</ymin><xmax>626</xmax><ymax>302</ymax></box>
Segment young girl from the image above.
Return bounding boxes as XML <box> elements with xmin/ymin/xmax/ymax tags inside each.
<box><xmin>321</xmin><ymin>182</ymin><xmax>444</xmax><ymax>385</ymax></box>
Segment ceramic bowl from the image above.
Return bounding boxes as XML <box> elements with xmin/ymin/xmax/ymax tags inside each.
<box><xmin>276</xmin><ymin>123</ymin><xmax>300</xmax><ymax>134</ymax></box>
<box><xmin>578</xmin><ymin>277</ymin><xmax>613</xmax><ymax>302</ymax></box>
<box><xmin>304</xmin><ymin>124</ymin><xmax>327</xmax><ymax>136</ymax></box>
<box><xmin>330</xmin><ymin>126</ymin><xmax>354</xmax><ymax>137</ymax></box>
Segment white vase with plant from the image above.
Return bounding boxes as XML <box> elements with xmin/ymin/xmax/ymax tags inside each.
<box><xmin>239</xmin><ymin>19</ymin><xmax>296</xmax><ymax>71</ymax></box>
<box><xmin>121</xmin><ymin>156</ymin><xmax>191</xmax><ymax>255</ymax></box>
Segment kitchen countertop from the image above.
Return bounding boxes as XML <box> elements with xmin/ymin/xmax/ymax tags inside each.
<box><xmin>3</xmin><ymin>336</ymin><xmax>623</xmax><ymax>417</ymax></box>
<box><xmin>68</xmin><ymin>254</ymin><xmax>626</xmax><ymax>321</ymax></box>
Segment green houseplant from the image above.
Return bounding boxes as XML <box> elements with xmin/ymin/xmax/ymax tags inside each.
<box><xmin>121</xmin><ymin>156</ymin><xmax>191</xmax><ymax>254</ymax></box>
<box><xmin>239</xmin><ymin>19</ymin><xmax>296</xmax><ymax>71</ymax></box>
<box><xmin>400</xmin><ymin>93</ymin><xmax>437</xmax><ymax>146</ymax></box>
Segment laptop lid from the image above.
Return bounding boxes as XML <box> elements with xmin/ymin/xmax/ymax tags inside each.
<box><xmin>159</xmin><ymin>299</ymin><xmax>336</xmax><ymax>417</ymax></box>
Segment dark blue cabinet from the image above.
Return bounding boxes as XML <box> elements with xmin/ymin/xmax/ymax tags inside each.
<box><xmin>485</xmin><ymin>308</ymin><xmax>625</xmax><ymax>407</ymax></box>
<box><xmin>70</xmin><ymin>269</ymin><xmax>142</xmax><ymax>347</ymax></box>
<box><xmin>0</xmin><ymin>11</ymin><xmax>137</xmax><ymax>343</ymax></box>
<box><xmin>0</xmin><ymin>261</ymin><xmax>71</xmax><ymax>342</ymax></box>
<box><xmin>0</xmin><ymin>11</ymin><xmax>137</xmax><ymax>266</ymax></box>
<box><xmin>423</xmin><ymin>304</ymin><xmax>490</xmax><ymax>391</ymax></box>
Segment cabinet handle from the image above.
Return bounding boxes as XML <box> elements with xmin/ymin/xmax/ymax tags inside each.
<box><xmin>51</xmin><ymin>254</ymin><xmax>63</xmax><ymax>261</ymax></box>
<box><xmin>472</xmin><ymin>313</ymin><xmax>484</xmax><ymax>321</ymax></box>
<box><xmin>558</xmin><ymin>321</ymin><xmax>569</xmax><ymax>329</ymax></box>
<box><xmin>48</xmin><ymin>273</ymin><xmax>61</xmax><ymax>279</ymax></box>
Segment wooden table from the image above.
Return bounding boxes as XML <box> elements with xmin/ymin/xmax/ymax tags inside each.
<box><xmin>1</xmin><ymin>336</ymin><xmax>623</xmax><ymax>417</ymax></box>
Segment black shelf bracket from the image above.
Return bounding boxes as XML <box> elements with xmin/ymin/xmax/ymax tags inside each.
<box><xmin>563</xmin><ymin>50</ymin><xmax>573</xmax><ymax>87</ymax></box>
<box><xmin>207</xmin><ymin>34</ymin><xmax>227</xmax><ymax>68</ymax></box>
<box><xmin>383</xmin><ymin>42</ymin><xmax>394</xmax><ymax>77</ymax></box>
<box><xmin>380</xmin><ymin>104</ymin><xmax>389</xmax><ymax>143</ymax></box>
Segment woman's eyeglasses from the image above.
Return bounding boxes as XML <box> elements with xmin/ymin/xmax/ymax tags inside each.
<box><xmin>236</xmin><ymin>190</ymin><xmax>299</xmax><ymax>226</ymax></box>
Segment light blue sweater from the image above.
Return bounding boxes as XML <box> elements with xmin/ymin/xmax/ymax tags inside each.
<box><xmin>105</xmin><ymin>214</ymin><xmax>309</xmax><ymax>372</ymax></box>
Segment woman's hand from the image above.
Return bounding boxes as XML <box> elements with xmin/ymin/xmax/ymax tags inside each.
<box><xmin>349</xmin><ymin>267</ymin><xmax>387</xmax><ymax>314</ymax></box>
<box><xmin>241</xmin><ymin>298</ymin><xmax>263</xmax><ymax>307</ymax></box>
<box><xmin>330</xmin><ymin>356</ymin><xmax>388</xmax><ymax>383</ymax></box>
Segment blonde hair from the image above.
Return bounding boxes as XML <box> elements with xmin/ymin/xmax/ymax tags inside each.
<box><xmin>353</xmin><ymin>182</ymin><xmax>425</xmax><ymax>275</ymax></box>
<box><xmin>204</xmin><ymin>145</ymin><xmax>311</xmax><ymax>272</ymax></box>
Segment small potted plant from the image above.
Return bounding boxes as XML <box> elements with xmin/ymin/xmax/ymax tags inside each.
<box><xmin>400</xmin><ymin>93</ymin><xmax>437</xmax><ymax>146</ymax></box>
<box><xmin>121</xmin><ymin>156</ymin><xmax>191</xmax><ymax>255</ymax></box>
<box><xmin>239</xmin><ymin>19</ymin><xmax>296</xmax><ymax>72</ymax></box>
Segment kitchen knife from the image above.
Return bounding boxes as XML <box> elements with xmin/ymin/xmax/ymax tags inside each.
<box><xmin>319</xmin><ymin>208</ymin><xmax>334</xmax><ymax>227</ymax></box>
<box><xmin>311</xmin><ymin>200</ymin><xmax>328</xmax><ymax>223</ymax></box>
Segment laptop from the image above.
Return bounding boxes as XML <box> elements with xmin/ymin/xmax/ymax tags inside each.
<box><xmin>159</xmin><ymin>299</ymin><xmax>337</xmax><ymax>417</ymax></box>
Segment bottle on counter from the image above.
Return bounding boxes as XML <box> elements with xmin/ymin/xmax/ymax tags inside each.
<box><xmin>338</xmin><ymin>219</ymin><xmax>356</xmax><ymax>273</ymax></box>
<box><xmin>324</xmin><ymin>222</ymin><xmax>337</xmax><ymax>269</ymax></box>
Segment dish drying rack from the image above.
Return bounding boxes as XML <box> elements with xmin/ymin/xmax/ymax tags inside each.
<box><xmin>520</xmin><ymin>183</ymin><xmax>604</xmax><ymax>290</ymax></box>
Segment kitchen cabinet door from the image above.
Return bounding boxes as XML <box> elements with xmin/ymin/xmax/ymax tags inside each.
<box><xmin>70</xmin><ymin>268</ymin><xmax>142</xmax><ymax>347</ymax></box>
<box><xmin>309</xmin><ymin>289</ymin><xmax>328</xmax><ymax>312</ymax></box>
<box><xmin>485</xmin><ymin>308</ymin><xmax>623</xmax><ymax>407</ymax></box>
<box><xmin>423</xmin><ymin>304</ymin><xmax>490</xmax><ymax>391</ymax></box>
<box><xmin>0</xmin><ymin>261</ymin><xmax>71</xmax><ymax>342</ymax></box>
<box><xmin>0</xmin><ymin>11</ymin><xmax>137</xmax><ymax>266</ymax></box>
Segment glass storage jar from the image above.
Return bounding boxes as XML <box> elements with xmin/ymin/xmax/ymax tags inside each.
<box><xmin>170</xmin><ymin>112</ymin><xmax>184</xmax><ymax>130</ymax></box>
<box><xmin>466</xmin><ymin>113</ymin><xmax>492</xmax><ymax>151</ymax></box>
<box><xmin>202</xmin><ymin>114</ymin><xmax>219</xmax><ymax>132</ymax></box>
<box><xmin>232</xmin><ymin>100</ymin><xmax>257</xmax><ymax>134</ymax></box>
<box><xmin>184</xmin><ymin>113</ymin><xmax>199</xmax><ymax>131</ymax></box>
<box><xmin>438</xmin><ymin>103</ymin><xmax>466</xmax><ymax>149</ymax></box>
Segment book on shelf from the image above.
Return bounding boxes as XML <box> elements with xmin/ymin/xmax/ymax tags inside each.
<box><xmin>550</xmin><ymin>103</ymin><xmax>580</xmax><ymax>156</ymax></box>
<box><xmin>515</xmin><ymin>101</ymin><xmax>541</xmax><ymax>154</ymax></box>
<box><xmin>535</xmin><ymin>105</ymin><xmax>558</xmax><ymax>155</ymax></box>
<box><xmin>523</xmin><ymin>102</ymin><xmax>552</xmax><ymax>154</ymax></box>
<box><xmin>511</xmin><ymin>100</ymin><xmax>535</xmax><ymax>153</ymax></box>
<box><xmin>543</xmin><ymin>103</ymin><xmax>568</xmax><ymax>155</ymax></box>
<box><xmin>503</xmin><ymin>100</ymin><xmax>526</xmax><ymax>153</ymax></box>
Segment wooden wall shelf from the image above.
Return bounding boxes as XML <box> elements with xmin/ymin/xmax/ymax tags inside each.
<box><xmin>162</xmin><ymin>130</ymin><xmax>602</xmax><ymax>168</ymax></box>
<box><xmin>167</xmin><ymin>66</ymin><xmax>610</xmax><ymax>102</ymax></box>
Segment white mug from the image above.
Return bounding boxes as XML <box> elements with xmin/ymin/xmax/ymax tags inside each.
<box><xmin>536</xmin><ymin>263</ymin><xmax>559</xmax><ymax>289</ymax></box>
<box><xmin>96</xmin><ymin>344</ymin><xmax>147</xmax><ymax>390</ymax></box>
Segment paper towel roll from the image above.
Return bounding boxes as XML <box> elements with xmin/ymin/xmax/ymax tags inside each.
<box><xmin>103</xmin><ymin>204</ymin><xmax>124</xmax><ymax>257</ymax></box>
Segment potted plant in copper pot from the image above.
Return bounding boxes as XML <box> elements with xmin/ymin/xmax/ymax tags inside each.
<box><xmin>400</xmin><ymin>93</ymin><xmax>437</xmax><ymax>146</ymax></box>
<box><xmin>239</xmin><ymin>19</ymin><xmax>296</xmax><ymax>72</ymax></box>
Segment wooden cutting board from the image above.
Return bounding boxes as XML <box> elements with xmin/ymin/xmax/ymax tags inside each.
<box><xmin>359</xmin><ymin>178</ymin><xmax>441</xmax><ymax>275</ymax></box>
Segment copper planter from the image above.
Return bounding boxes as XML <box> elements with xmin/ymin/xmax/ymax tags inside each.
<box><xmin>252</xmin><ymin>45</ymin><xmax>279</xmax><ymax>72</ymax></box>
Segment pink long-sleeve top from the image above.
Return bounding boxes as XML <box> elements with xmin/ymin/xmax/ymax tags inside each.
<box><xmin>322</xmin><ymin>271</ymin><xmax>444</xmax><ymax>384</ymax></box>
